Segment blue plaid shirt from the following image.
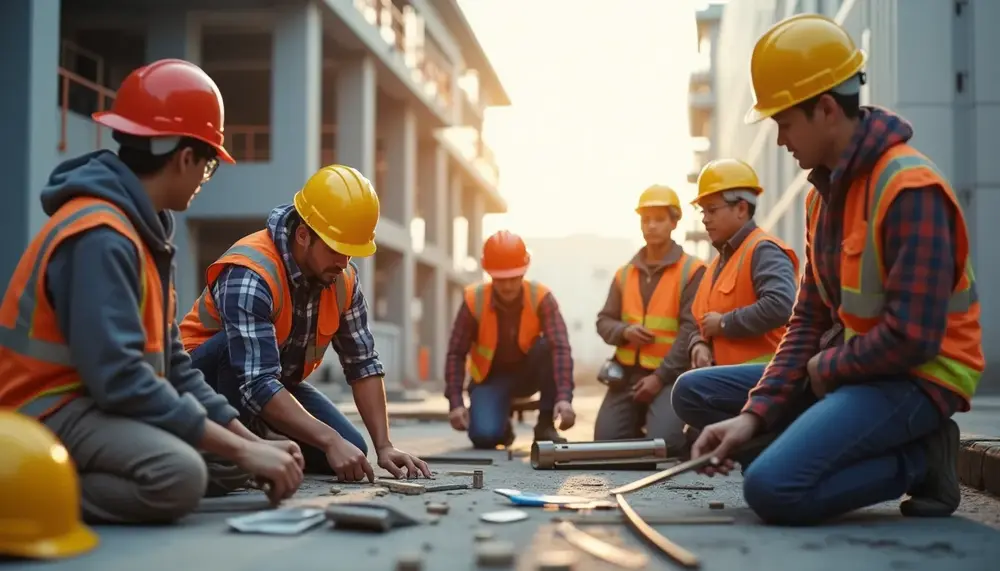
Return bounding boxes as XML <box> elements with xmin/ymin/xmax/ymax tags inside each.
<box><xmin>211</xmin><ymin>204</ymin><xmax>384</xmax><ymax>414</ymax></box>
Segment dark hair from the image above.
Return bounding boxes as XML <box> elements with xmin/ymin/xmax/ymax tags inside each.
<box><xmin>795</xmin><ymin>90</ymin><xmax>861</xmax><ymax>119</ymax></box>
<box><xmin>114</xmin><ymin>132</ymin><xmax>217</xmax><ymax>176</ymax></box>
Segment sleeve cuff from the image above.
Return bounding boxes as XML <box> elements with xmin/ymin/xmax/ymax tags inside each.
<box><xmin>740</xmin><ymin>396</ymin><xmax>780</xmax><ymax>430</ymax></box>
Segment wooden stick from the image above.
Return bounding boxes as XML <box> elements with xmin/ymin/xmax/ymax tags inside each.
<box><xmin>616</xmin><ymin>494</ymin><xmax>701</xmax><ymax>569</ymax></box>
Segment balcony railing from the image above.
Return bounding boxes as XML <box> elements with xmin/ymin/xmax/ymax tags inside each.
<box><xmin>441</xmin><ymin>126</ymin><xmax>499</xmax><ymax>186</ymax></box>
<box><xmin>57</xmin><ymin>68</ymin><xmax>116</xmax><ymax>152</ymax></box>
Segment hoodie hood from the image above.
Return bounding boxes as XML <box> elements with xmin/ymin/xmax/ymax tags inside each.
<box><xmin>40</xmin><ymin>150</ymin><xmax>174</xmax><ymax>252</ymax></box>
<box><xmin>266</xmin><ymin>203</ymin><xmax>306</xmax><ymax>287</ymax></box>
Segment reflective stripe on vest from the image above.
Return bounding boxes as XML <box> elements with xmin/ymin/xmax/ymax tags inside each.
<box><xmin>0</xmin><ymin>202</ymin><xmax>164</xmax><ymax>417</ymax></box>
<box><xmin>809</xmin><ymin>151</ymin><xmax>982</xmax><ymax>400</ymax></box>
<box><xmin>615</xmin><ymin>255</ymin><xmax>698</xmax><ymax>370</ymax></box>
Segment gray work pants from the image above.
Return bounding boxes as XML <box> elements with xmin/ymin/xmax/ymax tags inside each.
<box><xmin>593</xmin><ymin>370</ymin><xmax>687</xmax><ymax>454</ymax></box>
<box><xmin>43</xmin><ymin>398</ymin><xmax>210</xmax><ymax>524</ymax></box>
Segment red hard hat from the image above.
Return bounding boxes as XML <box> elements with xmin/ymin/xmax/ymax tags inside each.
<box><xmin>482</xmin><ymin>230</ymin><xmax>530</xmax><ymax>279</ymax></box>
<box><xmin>93</xmin><ymin>59</ymin><xmax>234</xmax><ymax>163</ymax></box>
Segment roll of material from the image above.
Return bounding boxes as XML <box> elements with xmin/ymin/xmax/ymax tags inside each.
<box><xmin>531</xmin><ymin>438</ymin><xmax>668</xmax><ymax>470</ymax></box>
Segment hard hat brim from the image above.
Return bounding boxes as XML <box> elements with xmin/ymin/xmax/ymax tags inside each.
<box><xmin>485</xmin><ymin>265</ymin><xmax>529</xmax><ymax>279</ymax></box>
<box><xmin>635</xmin><ymin>201</ymin><xmax>679</xmax><ymax>213</ymax></box>
<box><xmin>315</xmin><ymin>231</ymin><xmax>377</xmax><ymax>258</ymax></box>
<box><xmin>0</xmin><ymin>522</ymin><xmax>99</xmax><ymax>560</ymax></box>
<box><xmin>92</xmin><ymin>111</ymin><xmax>236</xmax><ymax>164</ymax></box>
<box><xmin>691</xmin><ymin>185</ymin><xmax>764</xmax><ymax>205</ymax></box>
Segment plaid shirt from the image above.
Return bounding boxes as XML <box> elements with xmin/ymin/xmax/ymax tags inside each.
<box><xmin>744</xmin><ymin>107</ymin><xmax>964</xmax><ymax>426</ymax></box>
<box><xmin>444</xmin><ymin>288</ymin><xmax>574</xmax><ymax>409</ymax></box>
<box><xmin>212</xmin><ymin>204</ymin><xmax>384</xmax><ymax>415</ymax></box>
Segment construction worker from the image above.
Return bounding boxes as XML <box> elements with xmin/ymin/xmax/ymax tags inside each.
<box><xmin>0</xmin><ymin>412</ymin><xmax>98</xmax><ymax>559</ymax></box>
<box><xmin>445</xmin><ymin>230</ymin><xmax>576</xmax><ymax>447</ymax></box>
<box><xmin>687</xmin><ymin>14</ymin><xmax>984</xmax><ymax>525</ymax></box>
<box><xmin>0</xmin><ymin>59</ymin><xmax>305</xmax><ymax>524</ymax></box>
<box><xmin>671</xmin><ymin>159</ymin><xmax>799</xmax><ymax>425</ymax></box>
<box><xmin>180</xmin><ymin>165</ymin><xmax>431</xmax><ymax>483</ymax></box>
<box><xmin>595</xmin><ymin>185</ymin><xmax>706</xmax><ymax>453</ymax></box>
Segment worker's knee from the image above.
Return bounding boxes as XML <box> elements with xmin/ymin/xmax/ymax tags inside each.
<box><xmin>468</xmin><ymin>424</ymin><xmax>506</xmax><ymax>450</ymax></box>
<box><xmin>670</xmin><ymin>370</ymin><xmax>712</xmax><ymax>426</ymax></box>
<box><xmin>342</xmin><ymin>426</ymin><xmax>369</xmax><ymax>456</ymax></box>
<box><xmin>742</xmin><ymin>461</ymin><xmax>815</xmax><ymax>526</ymax></box>
<box><xmin>140</xmin><ymin>443</ymin><xmax>209</xmax><ymax>522</ymax></box>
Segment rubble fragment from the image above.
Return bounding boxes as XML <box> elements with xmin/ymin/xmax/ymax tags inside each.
<box><xmin>709</xmin><ymin>501</ymin><xmax>725</xmax><ymax>510</ymax></box>
<box><xmin>474</xmin><ymin>528</ymin><xmax>495</xmax><ymax>541</ymax></box>
<box><xmin>395</xmin><ymin>552</ymin><xmax>423</xmax><ymax>571</ymax></box>
<box><xmin>426</xmin><ymin>502</ymin><xmax>450</xmax><ymax>515</ymax></box>
<box><xmin>476</xmin><ymin>540</ymin><xmax>516</xmax><ymax>567</ymax></box>
<box><xmin>384</xmin><ymin>481</ymin><xmax>425</xmax><ymax>495</ymax></box>
<box><xmin>535</xmin><ymin>550</ymin><xmax>578</xmax><ymax>571</ymax></box>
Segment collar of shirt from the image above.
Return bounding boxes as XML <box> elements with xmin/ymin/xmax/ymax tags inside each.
<box><xmin>713</xmin><ymin>220</ymin><xmax>757</xmax><ymax>259</ymax></box>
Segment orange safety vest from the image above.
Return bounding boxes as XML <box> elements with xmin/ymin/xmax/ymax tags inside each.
<box><xmin>0</xmin><ymin>197</ymin><xmax>173</xmax><ymax>418</ymax></box>
<box><xmin>805</xmin><ymin>143</ymin><xmax>984</xmax><ymax>405</ymax></box>
<box><xmin>615</xmin><ymin>254</ymin><xmax>705</xmax><ymax>371</ymax></box>
<box><xmin>691</xmin><ymin>227</ymin><xmax>799</xmax><ymax>366</ymax></box>
<box><xmin>179</xmin><ymin>230</ymin><xmax>355</xmax><ymax>381</ymax></box>
<box><xmin>464</xmin><ymin>280</ymin><xmax>550</xmax><ymax>383</ymax></box>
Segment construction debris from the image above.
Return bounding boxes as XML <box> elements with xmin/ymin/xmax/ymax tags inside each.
<box><xmin>328</xmin><ymin>487</ymin><xmax>342</xmax><ymax>495</ymax></box>
<box><xmin>664</xmin><ymin>485</ymin><xmax>715</xmax><ymax>491</ymax></box>
<box><xmin>709</xmin><ymin>501</ymin><xmax>725</xmax><ymax>510</ymax></box>
<box><xmin>615</xmin><ymin>494</ymin><xmax>700</xmax><ymax>568</ymax></box>
<box><xmin>425</xmin><ymin>483</ymin><xmax>469</xmax><ymax>493</ymax></box>
<box><xmin>554</xmin><ymin>520</ymin><xmax>647</xmax><ymax>569</ymax></box>
<box><xmin>553</xmin><ymin>514</ymin><xmax>734</xmax><ymax>526</ymax></box>
<box><xmin>535</xmin><ymin>549</ymin><xmax>578</xmax><ymax>571</ymax></box>
<box><xmin>426</xmin><ymin>502</ymin><xmax>450</xmax><ymax>515</ymax></box>
<box><xmin>383</xmin><ymin>481</ymin><xmax>426</xmax><ymax>495</ymax></box>
<box><xmin>474</xmin><ymin>528</ymin><xmax>495</xmax><ymax>541</ymax></box>
<box><xmin>421</xmin><ymin>455</ymin><xmax>494</xmax><ymax>466</ymax></box>
<box><xmin>480</xmin><ymin>509</ymin><xmax>529</xmax><ymax>523</ymax></box>
<box><xmin>475</xmin><ymin>540</ymin><xmax>516</xmax><ymax>567</ymax></box>
<box><xmin>395</xmin><ymin>552</ymin><xmax>424</xmax><ymax>571</ymax></box>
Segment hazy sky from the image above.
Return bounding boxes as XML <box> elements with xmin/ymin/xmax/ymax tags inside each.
<box><xmin>458</xmin><ymin>0</ymin><xmax>700</xmax><ymax>242</ymax></box>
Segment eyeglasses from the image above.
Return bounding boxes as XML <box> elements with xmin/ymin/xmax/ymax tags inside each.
<box><xmin>202</xmin><ymin>157</ymin><xmax>219</xmax><ymax>183</ymax></box>
<box><xmin>696</xmin><ymin>204</ymin><xmax>733</xmax><ymax>216</ymax></box>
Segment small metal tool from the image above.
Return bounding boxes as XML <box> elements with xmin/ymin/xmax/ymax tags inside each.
<box><xmin>324</xmin><ymin>502</ymin><xmax>423</xmax><ymax>532</ymax></box>
<box><xmin>532</xmin><ymin>438</ymin><xmax>667</xmax><ymax>470</ymax></box>
<box><xmin>472</xmin><ymin>469</ymin><xmax>484</xmax><ymax>489</ymax></box>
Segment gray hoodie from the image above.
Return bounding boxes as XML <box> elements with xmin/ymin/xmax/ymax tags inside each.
<box><xmin>42</xmin><ymin>150</ymin><xmax>237</xmax><ymax>445</ymax></box>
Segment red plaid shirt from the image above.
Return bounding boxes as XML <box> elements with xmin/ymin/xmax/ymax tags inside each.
<box><xmin>743</xmin><ymin>107</ymin><xmax>964</xmax><ymax>427</ymax></box>
<box><xmin>444</xmin><ymin>289</ymin><xmax>574</xmax><ymax>409</ymax></box>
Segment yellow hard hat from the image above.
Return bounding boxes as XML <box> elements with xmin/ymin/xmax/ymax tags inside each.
<box><xmin>294</xmin><ymin>164</ymin><xmax>380</xmax><ymax>257</ymax></box>
<box><xmin>0</xmin><ymin>411</ymin><xmax>98</xmax><ymax>560</ymax></box>
<box><xmin>745</xmin><ymin>13</ymin><xmax>866</xmax><ymax>124</ymax></box>
<box><xmin>692</xmin><ymin>159</ymin><xmax>763</xmax><ymax>205</ymax></box>
<box><xmin>636</xmin><ymin>184</ymin><xmax>681</xmax><ymax>213</ymax></box>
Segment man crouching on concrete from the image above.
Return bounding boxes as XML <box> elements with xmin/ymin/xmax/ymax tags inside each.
<box><xmin>0</xmin><ymin>60</ymin><xmax>304</xmax><ymax>523</ymax></box>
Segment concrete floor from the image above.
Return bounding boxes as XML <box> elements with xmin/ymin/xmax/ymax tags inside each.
<box><xmin>7</xmin><ymin>390</ymin><xmax>1000</xmax><ymax>571</ymax></box>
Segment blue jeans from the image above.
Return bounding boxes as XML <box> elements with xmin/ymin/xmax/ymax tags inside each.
<box><xmin>189</xmin><ymin>331</ymin><xmax>368</xmax><ymax>474</ymax></box>
<box><xmin>671</xmin><ymin>364</ymin><xmax>941</xmax><ymax>525</ymax></box>
<box><xmin>467</xmin><ymin>338</ymin><xmax>556</xmax><ymax>448</ymax></box>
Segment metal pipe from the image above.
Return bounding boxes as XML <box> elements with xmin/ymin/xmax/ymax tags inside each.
<box><xmin>531</xmin><ymin>438</ymin><xmax>667</xmax><ymax>470</ymax></box>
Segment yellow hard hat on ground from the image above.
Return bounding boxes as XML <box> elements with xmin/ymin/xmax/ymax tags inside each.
<box><xmin>293</xmin><ymin>164</ymin><xmax>380</xmax><ymax>257</ymax></box>
<box><xmin>692</xmin><ymin>159</ymin><xmax>763</xmax><ymax>205</ymax></box>
<box><xmin>0</xmin><ymin>411</ymin><xmax>98</xmax><ymax>560</ymax></box>
<box><xmin>745</xmin><ymin>13</ymin><xmax>866</xmax><ymax>124</ymax></box>
<box><xmin>636</xmin><ymin>184</ymin><xmax>681</xmax><ymax>213</ymax></box>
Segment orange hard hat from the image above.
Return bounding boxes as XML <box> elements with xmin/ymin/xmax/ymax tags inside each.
<box><xmin>93</xmin><ymin>59</ymin><xmax>234</xmax><ymax>163</ymax></box>
<box><xmin>482</xmin><ymin>230</ymin><xmax>530</xmax><ymax>279</ymax></box>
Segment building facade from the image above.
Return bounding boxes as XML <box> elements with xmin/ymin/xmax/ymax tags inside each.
<box><xmin>0</xmin><ymin>0</ymin><xmax>509</xmax><ymax>393</ymax></box>
<box><xmin>708</xmin><ymin>0</ymin><xmax>1000</xmax><ymax>389</ymax></box>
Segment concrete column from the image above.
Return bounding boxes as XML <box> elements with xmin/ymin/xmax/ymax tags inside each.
<box><xmin>383</xmin><ymin>103</ymin><xmax>417</xmax><ymax>386</ymax></box>
<box><xmin>431</xmin><ymin>268</ymin><xmax>449</xmax><ymax>380</ymax></box>
<box><xmin>449</xmin><ymin>175</ymin><xmax>464</xmax><ymax>268</ymax></box>
<box><xmin>465</xmin><ymin>191</ymin><xmax>485</xmax><ymax>271</ymax></box>
<box><xmin>0</xmin><ymin>0</ymin><xmax>59</xmax><ymax>284</ymax></box>
<box><xmin>418</xmin><ymin>145</ymin><xmax>449</xmax><ymax>248</ymax></box>
<box><xmin>337</xmin><ymin>55</ymin><xmax>378</xmax><ymax>296</ymax></box>
<box><xmin>271</xmin><ymin>2</ymin><xmax>322</xmax><ymax>182</ymax></box>
<box><xmin>144</xmin><ymin>10</ymin><xmax>206</xmax><ymax>316</ymax></box>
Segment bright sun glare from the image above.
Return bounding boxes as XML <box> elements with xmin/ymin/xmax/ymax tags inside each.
<box><xmin>459</xmin><ymin>0</ymin><xmax>700</xmax><ymax>243</ymax></box>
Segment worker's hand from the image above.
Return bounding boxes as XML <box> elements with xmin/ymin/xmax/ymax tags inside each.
<box><xmin>690</xmin><ymin>342</ymin><xmax>713</xmax><ymax>369</ymax></box>
<box><xmin>623</xmin><ymin>325</ymin><xmax>656</xmax><ymax>346</ymax></box>
<box><xmin>554</xmin><ymin>400</ymin><xmax>576</xmax><ymax>430</ymax></box>
<box><xmin>261</xmin><ymin>438</ymin><xmax>305</xmax><ymax>469</ymax></box>
<box><xmin>690</xmin><ymin>413</ymin><xmax>762</xmax><ymax>477</ymax></box>
<box><xmin>631</xmin><ymin>374</ymin><xmax>664</xmax><ymax>404</ymax></box>
<box><xmin>700</xmin><ymin>312</ymin><xmax>724</xmax><ymax>338</ymax></box>
<box><xmin>376</xmin><ymin>445</ymin><xmax>433</xmax><ymax>479</ymax></box>
<box><xmin>807</xmin><ymin>351</ymin><xmax>832</xmax><ymax>398</ymax></box>
<box><xmin>325</xmin><ymin>438</ymin><xmax>376</xmax><ymax>483</ymax></box>
<box><xmin>448</xmin><ymin>406</ymin><xmax>469</xmax><ymax>431</ymax></box>
<box><xmin>235</xmin><ymin>441</ymin><xmax>304</xmax><ymax>504</ymax></box>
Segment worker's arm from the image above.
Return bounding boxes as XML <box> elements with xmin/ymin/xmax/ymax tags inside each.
<box><xmin>654</xmin><ymin>265</ymin><xmax>706</xmax><ymax>383</ymax></box>
<box><xmin>45</xmin><ymin>229</ymin><xmax>208</xmax><ymax>444</ymax></box>
<box><xmin>718</xmin><ymin>242</ymin><xmax>797</xmax><ymax>338</ymax></box>
<box><xmin>596</xmin><ymin>275</ymin><xmax>628</xmax><ymax>345</ymax></box>
<box><xmin>742</xmin><ymin>222</ymin><xmax>833</xmax><ymax>428</ymax></box>
<box><xmin>330</xmin><ymin>275</ymin><xmax>391</xmax><ymax>450</ymax></box>
<box><xmin>214</xmin><ymin>266</ymin><xmax>342</xmax><ymax>451</ymax></box>
<box><xmin>165</xmin><ymin>319</ymin><xmax>240</xmax><ymax>427</ymax></box>
<box><xmin>443</xmin><ymin>304</ymin><xmax>476</xmax><ymax>410</ymax></box>
<box><xmin>814</xmin><ymin>186</ymin><xmax>957</xmax><ymax>384</ymax></box>
<box><xmin>537</xmin><ymin>292</ymin><xmax>575</xmax><ymax>404</ymax></box>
